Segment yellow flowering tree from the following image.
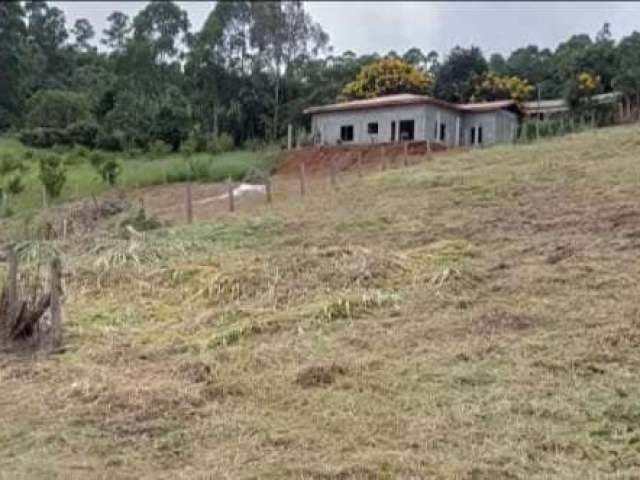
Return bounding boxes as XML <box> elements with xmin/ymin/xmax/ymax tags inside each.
<box><xmin>576</xmin><ymin>72</ymin><xmax>599</xmax><ymax>95</ymax></box>
<box><xmin>566</xmin><ymin>71</ymin><xmax>601</xmax><ymax>108</ymax></box>
<box><xmin>340</xmin><ymin>57</ymin><xmax>432</xmax><ymax>100</ymax></box>
<box><xmin>474</xmin><ymin>72</ymin><xmax>534</xmax><ymax>104</ymax></box>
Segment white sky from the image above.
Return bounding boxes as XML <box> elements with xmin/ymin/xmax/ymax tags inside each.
<box><xmin>52</xmin><ymin>1</ymin><xmax>640</xmax><ymax>58</ymax></box>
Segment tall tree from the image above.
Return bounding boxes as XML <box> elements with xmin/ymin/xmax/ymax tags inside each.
<box><xmin>433</xmin><ymin>46</ymin><xmax>488</xmax><ymax>102</ymax></box>
<box><xmin>0</xmin><ymin>2</ymin><xmax>29</xmax><ymax>130</ymax></box>
<box><xmin>133</xmin><ymin>1</ymin><xmax>190</xmax><ymax>64</ymax></box>
<box><xmin>71</xmin><ymin>18</ymin><xmax>95</xmax><ymax>52</ymax></box>
<box><xmin>101</xmin><ymin>11</ymin><xmax>131</xmax><ymax>52</ymax></box>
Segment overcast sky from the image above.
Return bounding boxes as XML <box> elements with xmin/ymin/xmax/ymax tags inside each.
<box><xmin>52</xmin><ymin>1</ymin><xmax>640</xmax><ymax>58</ymax></box>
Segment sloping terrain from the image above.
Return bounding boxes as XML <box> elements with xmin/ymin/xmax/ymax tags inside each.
<box><xmin>2</xmin><ymin>125</ymin><xmax>640</xmax><ymax>479</ymax></box>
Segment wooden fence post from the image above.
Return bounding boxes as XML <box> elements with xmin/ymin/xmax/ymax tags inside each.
<box><xmin>265</xmin><ymin>175</ymin><xmax>272</xmax><ymax>204</ymax></box>
<box><xmin>330</xmin><ymin>157</ymin><xmax>338</xmax><ymax>189</ymax></box>
<box><xmin>227</xmin><ymin>178</ymin><xmax>235</xmax><ymax>212</ymax></box>
<box><xmin>426</xmin><ymin>140</ymin><xmax>431</xmax><ymax>157</ymax></box>
<box><xmin>357</xmin><ymin>151</ymin><xmax>363</xmax><ymax>178</ymax></box>
<box><xmin>1</xmin><ymin>248</ymin><xmax>18</xmax><ymax>342</ymax></box>
<box><xmin>7</xmin><ymin>247</ymin><xmax>17</xmax><ymax>315</ymax></box>
<box><xmin>299</xmin><ymin>162</ymin><xmax>306</xmax><ymax>196</ymax></box>
<box><xmin>185</xmin><ymin>182</ymin><xmax>193</xmax><ymax>224</ymax></box>
<box><xmin>403</xmin><ymin>142</ymin><xmax>409</xmax><ymax>167</ymax></box>
<box><xmin>49</xmin><ymin>256</ymin><xmax>63</xmax><ymax>349</ymax></box>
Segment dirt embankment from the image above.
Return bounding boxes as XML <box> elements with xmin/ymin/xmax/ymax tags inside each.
<box><xmin>276</xmin><ymin>140</ymin><xmax>450</xmax><ymax>175</ymax></box>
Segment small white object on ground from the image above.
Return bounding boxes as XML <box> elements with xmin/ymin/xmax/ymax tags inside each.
<box><xmin>194</xmin><ymin>183</ymin><xmax>267</xmax><ymax>206</ymax></box>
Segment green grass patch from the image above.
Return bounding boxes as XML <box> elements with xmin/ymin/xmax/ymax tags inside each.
<box><xmin>0</xmin><ymin>136</ymin><xmax>276</xmax><ymax>216</ymax></box>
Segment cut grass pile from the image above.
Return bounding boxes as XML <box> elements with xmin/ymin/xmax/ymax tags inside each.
<box><xmin>2</xmin><ymin>125</ymin><xmax>640</xmax><ymax>478</ymax></box>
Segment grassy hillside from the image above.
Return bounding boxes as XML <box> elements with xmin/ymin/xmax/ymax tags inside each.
<box><xmin>0</xmin><ymin>137</ymin><xmax>274</xmax><ymax>215</ymax></box>
<box><xmin>2</xmin><ymin>125</ymin><xmax>640</xmax><ymax>478</ymax></box>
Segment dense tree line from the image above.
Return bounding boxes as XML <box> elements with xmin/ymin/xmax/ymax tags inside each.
<box><xmin>1</xmin><ymin>1</ymin><xmax>639</xmax><ymax>152</ymax></box>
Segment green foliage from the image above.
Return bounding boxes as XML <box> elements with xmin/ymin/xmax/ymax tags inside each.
<box><xmin>19</xmin><ymin>127</ymin><xmax>70</xmax><ymax>148</ymax></box>
<box><xmin>207</xmin><ymin>133</ymin><xmax>235</xmax><ymax>154</ymax></box>
<box><xmin>5</xmin><ymin>174</ymin><xmax>24</xmax><ymax>195</ymax></box>
<box><xmin>95</xmin><ymin>130</ymin><xmax>124</xmax><ymax>152</ymax></box>
<box><xmin>89</xmin><ymin>151</ymin><xmax>121</xmax><ymax>186</ymax></box>
<box><xmin>38</xmin><ymin>154</ymin><xmax>66</xmax><ymax>198</ymax></box>
<box><xmin>433</xmin><ymin>46</ymin><xmax>488</xmax><ymax>102</ymax></box>
<box><xmin>0</xmin><ymin>154</ymin><xmax>26</xmax><ymax>175</ymax></box>
<box><xmin>149</xmin><ymin>140</ymin><xmax>172</xmax><ymax>158</ymax></box>
<box><xmin>151</xmin><ymin>99</ymin><xmax>189</xmax><ymax>151</ymax></box>
<box><xmin>166</xmin><ymin>153</ymin><xmax>271</xmax><ymax>183</ymax></box>
<box><xmin>26</xmin><ymin>90</ymin><xmax>93</xmax><ymax>129</ymax></box>
<box><xmin>66</xmin><ymin>121</ymin><xmax>99</xmax><ymax>148</ymax></box>
<box><xmin>0</xmin><ymin>2</ymin><xmax>29</xmax><ymax>131</ymax></box>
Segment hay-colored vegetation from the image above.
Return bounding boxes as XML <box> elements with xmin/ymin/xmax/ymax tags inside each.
<box><xmin>2</xmin><ymin>124</ymin><xmax>640</xmax><ymax>478</ymax></box>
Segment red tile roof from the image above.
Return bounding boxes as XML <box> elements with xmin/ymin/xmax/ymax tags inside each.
<box><xmin>303</xmin><ymin>94</ymin><xmax>516</xmax><ymax>115</ymax></box>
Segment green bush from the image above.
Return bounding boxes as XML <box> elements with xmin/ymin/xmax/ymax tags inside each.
<box><xmin>66</xmin><ymin>121</ymin><xmax>99</xmax><ymax>148</ymax></box>
<box><xmin>126</xmin><ymin>148</ymin><xmax>145</xmax><ymax>158</ymax></box>
<box><xmin>96</xmin><ymin>130</ymin><xmax>125</xmax><ymax>151</ymax></box>
<box><xmin>88</xmin><ymin>151</ymin><xmax>121</xmax><ymax>186</ymax></box>
<box><xmin>26</xmin><ymin>89</ymin><xmax>93</xmax><ymax>129</ymax></box>
<box><xmin>243</xmin><ymin>138</ymin><xmax>267</xmax><ymax>152</ymax></box>
<box><xmin>166</xmin><ymin>155</ymin><xmax>261</xmax><ymax>183</ymax></box>
<box><xmin>180</xmin><ymin>135</ymin><xmax>198</xmax><ymax>157</ymax></box>
<box><xmin>52</xmin><ymin>144</ymin><xmax>71</xmax><ymax>155</ymax></box>
<box><xmin>152</xmin><ymin>104</ymin><xmax>189</xmax><ymax>151</ymax></box>
<box><xmin>149</xmin><ymin>140</ymin><xmax>172</xmax><ymax>158</ymax></box>
<box><xmin>72</xmin><ymin>145</ymin><xmax>90</xmax><ymax>159</ymax></box>
<box><xmin>39</xmin><ymin>154</ymin><xmax>67</xmax><ymax>199</ymax></box>
<box><xmin>5</xmin><ymin>174</ymin><xmax>24</xmax><ymax>195</ymax></box>
<box><xmin>63</xmin><ymin>155</ymin><xmax>82</xmax><ymax>167</ymax></box>
<box><xmin>207</xmin><ymin>132</ymin><xmax>235</xmax><ymax>154</ymax></box>
<box><xmin>19</xmin><ymin>127</ymin><xmax>71</xmax><ymax>148</ymax></box>
<box><xmin>0</xmin><ymin>155</ymin><xmax>26</xmax><ymax>175</ymax></box>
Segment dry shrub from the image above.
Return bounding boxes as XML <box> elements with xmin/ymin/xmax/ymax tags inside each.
<box><xmin>471</xmin><ymin>310</ymin><xmax>537</xmax><ymax>336</ymax></box>
<box><xmin>545</xmin><ymin>243</ymin><xmax>574</xmax><ymax>264</ymax></box>
<box><xmin>295</xmin><ymin>363</ymin><xmax>346</xmax><ymax>388</ymax></box>
<box><xmin>60</xmin><ymin>373</ymin><xmax>208</xmax><ymax>438</ymax></box>
<box><xmin>317</xmin><ymin>290</ymin><xmax>400</xmax><ymax>322</ymax></box>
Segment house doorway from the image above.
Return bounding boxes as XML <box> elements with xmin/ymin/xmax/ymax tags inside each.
<box><xmin>390</xmin><ymin>121</ymin><xmax>396</xmax><ymax>142</ymax></box>
<box><xmin>399</xmin><ymin>120</ymin><xmax>415</xmax><ymax>141</ymax></box>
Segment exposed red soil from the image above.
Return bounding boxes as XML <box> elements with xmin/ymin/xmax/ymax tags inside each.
<box><xmin>123</xmin><ymin>142</ymin><xmax>457</xmax><ymax>225</ymax></box>
<box><xmin>277</xmin><ymin>141</ymin><xmax>450</xmax><ymax>175</ymax></box>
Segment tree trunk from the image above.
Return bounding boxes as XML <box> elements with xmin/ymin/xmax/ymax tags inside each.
<box><xmin>273</xmin><ymin>70</ymin><xmax>280</xmax><ymax>141</ymax></box>
<box><xmin>213</xmin><ymin>103</ymin><xmax>219</xmax><ymax>137</ymax></box>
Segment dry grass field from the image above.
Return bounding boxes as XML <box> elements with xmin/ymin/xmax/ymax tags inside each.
<box><xmin>2</xmin><ymin>125</ymin><xmax>640</xmax><ymax>479</ymax></box>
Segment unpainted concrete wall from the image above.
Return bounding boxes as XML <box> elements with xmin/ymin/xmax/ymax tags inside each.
<box><xmin>311</xmin><ymin>105</ymin><xmax>517</xmax><ymax>147</ymax></box>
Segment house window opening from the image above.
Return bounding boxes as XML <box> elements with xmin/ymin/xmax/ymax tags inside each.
<box><xmin>478</xmin><ymin>126</ymin><xmax>483</xmax><ymax>144</ymax></box>
<box><xmin>367</xmin><ymin>122</ymin><xmax>379</xmax><ymax>135</ymax></box>
<box><xmin>340</xmin><ymin>125</ymin><xmax>354</xmax><ymax>142</ymax></box>
<box><xmin>399</xmin><ymin>119</ymin><xmax>415</xmax><ymax>141</ymax></box>
<box><xmin>391</xmin><ymin>121</ymin><xmax>396</xmax><ymax>141</ymax></box>
<box><xmin>439</xmin><ymin>123</ymin><xmax>446</xmax><ymax>142</ymax></box>
<box><xmin>470</xmin><ymin>127</ymin><xmax>476</xmax><ymax>144</ymax></box>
